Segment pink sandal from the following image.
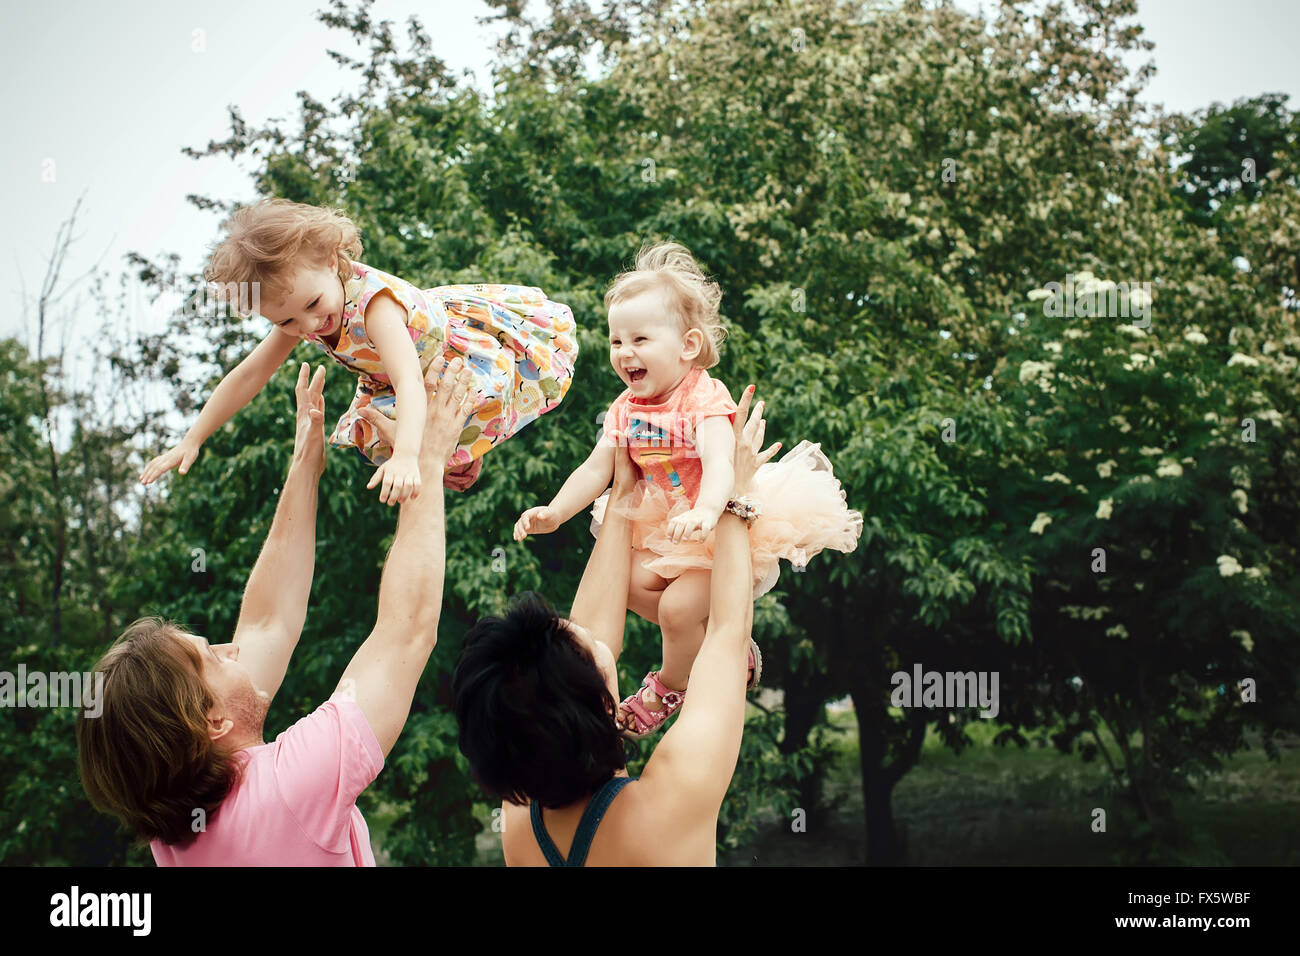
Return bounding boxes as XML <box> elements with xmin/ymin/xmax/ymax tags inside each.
<box><xmin>617</xmin><ymin>640</ymin><xmax>763</xmax><ymax>739</ymax></box>
<box><xmin>618</xmin><ymin>671</ymin><xmax>685</xmax><ymax>739</ymax></box>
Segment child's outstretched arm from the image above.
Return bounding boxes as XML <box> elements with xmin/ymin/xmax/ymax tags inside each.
<box><xmin>363</xmin><ymin>291</ymin><xmax>429</xmax><ymax>506</ymax></box>
<box><xmin>666</xmin><ymin>415</ymin><xmax>735</xmax><ymax>543</ymax></box>
<box><xmin>139</xmin><ymin>327</ymin><xmax>299</xmax><ymax>484</ymax></box>
<box><xmin>513</xmin><ymin>439</ymin><xmax>616</xmax><ymax>540</ymax></box>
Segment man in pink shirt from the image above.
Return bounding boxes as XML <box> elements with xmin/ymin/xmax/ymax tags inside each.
<box><xmin>77</xmin><ymin>355</ymin><xmax>475</xmax><ymax>866</ymax></box>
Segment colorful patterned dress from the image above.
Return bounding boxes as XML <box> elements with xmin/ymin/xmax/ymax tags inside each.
<box><xmin>590</xmin><ymin>367</ymin><xmax>863</xmax><ymax>598</ymax></box>
<box><xmin>307</xmin><ymin>261</ymin><xmax>577</xmax><ymax>480</ymax></box>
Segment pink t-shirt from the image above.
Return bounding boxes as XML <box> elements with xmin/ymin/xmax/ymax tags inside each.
<box><xmin>600</xmin><ymin>366</ymin><xmax>737</xmax><ymax>505</ymax></box>
<box><xmin>151</xmin><ymin>694</ymin><xmax>384</xmax><ymax>867</ymax></box>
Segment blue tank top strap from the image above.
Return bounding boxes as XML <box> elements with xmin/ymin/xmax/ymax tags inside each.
<box><xmin>529</xmin><ymin>776</ymin><xmax>636</xmax><ymax>867</ymax></box>
<box><xmin>529</xmin><ymin>801</ymin><xmax>568</xmax><ymax>867</ymax></box>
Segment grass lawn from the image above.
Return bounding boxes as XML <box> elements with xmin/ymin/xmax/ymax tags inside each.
<box><xmin>721</xmin><ymin>705</ymin><xmax>1300</xmax><ymax>866</ymax></box>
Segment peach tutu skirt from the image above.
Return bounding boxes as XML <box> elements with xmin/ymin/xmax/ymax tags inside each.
<box><xmin>590</xmin><ymin>440</ymin><xmax>863</xmax><ymax>598</ymax></box>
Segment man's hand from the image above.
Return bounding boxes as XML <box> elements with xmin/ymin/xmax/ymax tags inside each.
<box><xmin>359</xmin><ymin>355</ymin><xmax>475</xmax><ymax>499</ymax></box>
<box><xmin>292</xmin><ymin>362</ymin><xmax>328</xmax><ymax>477</ymax></box>
<box><xmin>421</xmin><ymin>355</ymin><xmax>475</xmax><ymax>468</ymax></box>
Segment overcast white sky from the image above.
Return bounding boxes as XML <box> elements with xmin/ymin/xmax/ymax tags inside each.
<box><xmin>3</xmin><ymin>0</ymin><xmax>1298</xmax><ymax>348</ymax></box>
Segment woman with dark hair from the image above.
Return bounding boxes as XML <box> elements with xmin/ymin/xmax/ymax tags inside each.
<box><xmin>453</xmin><ymin>385</ymin><xmax>778</xmax><ymax>865</ymax></box>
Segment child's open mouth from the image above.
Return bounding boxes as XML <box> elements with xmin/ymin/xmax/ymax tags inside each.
<box><xmin>627</xmin><ymin>368</ymin><xmax>646</xmax><ymax>383</ymax></box>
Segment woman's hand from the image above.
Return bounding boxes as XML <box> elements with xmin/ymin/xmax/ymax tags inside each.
<box><xmin>730</xmin><ymin>385</ymin><xmax>782</xmax><ymax>499</ymax></box>
<box><xmin>292</xmin><ymin>362</ymin><xmax>328</xmax><ymax>477</ymax></box>
<box><xmin>139</xmin><ymin>438</ymin><xmax>202</xmax><ymax>485</ymax></box>
<box><xmin>610</xmin><ymin>445</ymin><xmax>639</xmax><ymax>502</ymax></box>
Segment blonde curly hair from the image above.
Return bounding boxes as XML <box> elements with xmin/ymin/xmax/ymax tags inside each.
<box><xmin>604</xmin><ymin>241</ymin><xmax>727</xmax><ymax>369</ymax></box>
<box><xmin>203</xmin><ymin>198</ymin><xmax>363</xmax><ymax>316</ymax></box>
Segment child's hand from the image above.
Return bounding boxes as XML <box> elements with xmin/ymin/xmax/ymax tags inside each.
<box><xmin>514</xmin><ymin>506</ymin><xmax>560</xmax><ymax>541</ymax></box>
<box><xmin>140</xmin><ymin>439</ymin><xmax>202</xmax><ymax>485</ymax></box>
<box><xmin>667</xmin><ymin>505</ymin><xmax>721</xmax><ymax>544</ymax></box>
<box><xmin>367</xmin><ymin>450</ymin><xmax>423</xmax><ymax>506</ymax></box>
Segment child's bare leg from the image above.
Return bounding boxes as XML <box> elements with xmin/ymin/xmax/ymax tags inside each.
<box><xmin>627</xmin><ymin>549</ymin><xmax>669</xmax><ymax>628</ymax></box>
<box><xmin>656</xmin><ymin>570</ymin><xmax>712</xmax><ymax>690</ymax></box>
<box><xmin>621</xmin><ymin>570</ymin><xmax>711</xmax><ymax>721</ymax></box>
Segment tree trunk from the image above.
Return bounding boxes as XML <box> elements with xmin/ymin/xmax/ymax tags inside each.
<box><xmin>851</xmin><ymin>687</ymin><xmax>927</xmax><ymax>865</ymax></box>
<box><xmin>780</xmin><ymin>664</ymin><xmax>831</xmax><ymax>814</ymax></box>
<box><xmin>38</xmin><ymin>391</ymin><xmax>65</xmax><ymax>647</ymax></box>
<box><xmin>30</xmin><ymin>195</ymin><xmax>93</xmax><ymax>647</ymax></box>
<box><xmin>1101</xmin><ymin>699</ymin><xmax>1155</xmax><ymax>823</ymax></box>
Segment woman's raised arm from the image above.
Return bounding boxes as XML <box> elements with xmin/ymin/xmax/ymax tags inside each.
<box><xmin>642</xmin><ymin>385</ymin><xmax>780</xmax><ymax>816</ymax></box>
<box><xmin>567</xmin><ymin>443</ymin><xmax>638</xmax><ymax>658</ymax></box>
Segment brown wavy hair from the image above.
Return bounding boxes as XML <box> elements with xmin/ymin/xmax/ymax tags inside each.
<box><xmin>76</xmin><ymin>617</ymin><xmax>247</xmax><ymax>847</ymax></box>
<box><xmin>604</xmin><ymin>241</ymin><xmax>728</xmax><ymax>369</ymax></box>
<box><xmin>203</xmin><ymin>197</ymin><xmax>364</xmax><ymax>316</ymax></box>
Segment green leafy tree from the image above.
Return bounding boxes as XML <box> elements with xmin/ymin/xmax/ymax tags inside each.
<box><xmin>997</xmin><ymin>258</ymin><xmax>1300</xmax><ymax>859</ymax></box>
<box><xmin>1170</xmin><ymin>93</ymin><xmax>1299</xmax><ymax>231</ymax></box>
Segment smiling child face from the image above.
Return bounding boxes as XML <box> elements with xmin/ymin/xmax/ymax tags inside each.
<box><xmin>607</xmin><ymin>287</ymin><xmax>702</xmax><ymax>402</ymax></box>
<box><xmin>260</xmin><ymin>253</ymin><xmax>345</xmax><ymax>341</ymax></box>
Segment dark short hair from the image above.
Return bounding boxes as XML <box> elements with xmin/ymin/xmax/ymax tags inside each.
<box><xmin>452</xmin><ymin>592</ymin><xmax>625</xmax><ymax>808</ymax></box>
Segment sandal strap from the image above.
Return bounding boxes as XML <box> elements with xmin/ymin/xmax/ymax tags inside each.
<box><xmin>620</xmin><ymin>688</ymin><xmax>658</xmax><ymax>728</ymax></box>
<box><xmin>643</xmin><ymin>670</ymin><xmax>685</xmax><ymax>707</ymax></box>
<box><xmin>619</xmin><ymin>670</ymin><xmax>686</xmax><ymax>735</ymax></box>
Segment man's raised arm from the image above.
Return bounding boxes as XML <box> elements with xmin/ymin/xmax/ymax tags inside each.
<box><xmin>232</xmin><ymin>363</ymin><xmax>328</xmax><ymax>701</ymax></box>
<box><xmin>336</xmin><ymin>355</ymin><xmax>475</xmax><ymax>758</ymax></box>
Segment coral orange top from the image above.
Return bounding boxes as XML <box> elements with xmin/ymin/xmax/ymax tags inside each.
<box><xmin>599</xmin><ymin>366</ymin><xmax>737</xmax><ymax>506</ymax></box>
